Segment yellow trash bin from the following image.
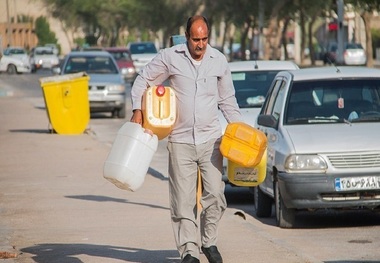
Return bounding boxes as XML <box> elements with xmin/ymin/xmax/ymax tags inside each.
<box><xmin>40</xmin><ymin>72</ymin><xmax>90</xmax><ymax>135</ymax></box>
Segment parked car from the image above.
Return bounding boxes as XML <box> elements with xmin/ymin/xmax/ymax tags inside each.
<box><xmin>343</xmin><ymin>42</ymin><xmax>367</xmax><ymax>65</ymax></box>
<box><xmin>104</xmin><ymin>47</ymin><xmax>136</xmax><ymax>83</ymax></box>
<box><xmin>323</xmin><ymin>42</ymin><xmax>366</xmax><ymax>65</ymax></box>
<box><xmin>219</xmin><ymin>60</ymin><xmax>299</xmax><ymax>184</ymax></box>
<box><xmin>30</xmin><ymin>46</ymin><xmax>60</xmax><ymax>72</ymax></box>
<box><xmin>127</xmin><ymin>41</ymin><xmax>158</xmax><ymax>73</ymax></box>
<box><xmin>0</xmin><ymin>47</ymin><xmax>31</xmax><ymax>74</ymax></box>
<box><xmin>53</xmin><ymin>51</ymin><xmax>127</xmax><ymax>118</ymax></box>
<box><xmin>255</xmin><ymin>66</ymin><xmax>380</xmax><ymax>228</ymax></box>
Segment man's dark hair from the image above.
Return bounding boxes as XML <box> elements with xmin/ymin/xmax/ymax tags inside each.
<box><xmin>185</xmin><ymin>15</ymin><xmax>210</xmax><ymax>35</ymax></box>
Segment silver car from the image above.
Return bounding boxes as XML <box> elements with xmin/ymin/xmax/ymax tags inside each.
<box><xmin>220</xmin><ymin>60</ymin><xmax>299</xmax><ymax>184</ymax></box>
<box><xmin>255</xmin><ymin>66</ymin><xmax>380</xmax><ymax>228</ymax></box>
<box><xmin>55</xmin><ymin>51</ymin><xmax>127</xmax><ymax>118</ymax></box>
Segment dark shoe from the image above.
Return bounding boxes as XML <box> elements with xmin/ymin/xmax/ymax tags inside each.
<box><xmin>182</xmin><ymin>254</ymin><xmax>200</xmax><ymax>263</ymax></box>
<box><xmin>201</xmin><ymin>246</ymin><xmax>223</xmax><ymax>263</ymax></box>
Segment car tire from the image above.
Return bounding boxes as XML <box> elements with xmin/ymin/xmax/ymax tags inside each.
<box><xmin>274</xmin><ymin>180</ymin><xmax>295</xmax><ymax>228</ymax></box>
<box><xmin>254</xmin><ymin>186</ymin><xmax>272</xmax><ymax>218</ymax></box>
<box><xmin>117</xmin><ymin>105</ymin><xmax>126</xmax><ymax>119</ymax></box>
<box><xmin>7</xmin><ymin>64</ymin><xmax>17</xmax><ymax>74</ymax></box>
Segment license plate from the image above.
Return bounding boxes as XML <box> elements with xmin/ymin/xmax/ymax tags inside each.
<box><xmin>335</xmin><ymin>176</ymin><xmax>380</xmax><ymax>191</ymax></box>
<box><xmin>89</xmin><ymin>92</ymin><xmax>105</xmax><ymax>101</ymax></box>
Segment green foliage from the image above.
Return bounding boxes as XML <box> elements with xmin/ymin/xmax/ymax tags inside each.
<box><xmin>34</xmin><ymin>16</ymin><xmax>57</xmax><ymax>46</ymax></box>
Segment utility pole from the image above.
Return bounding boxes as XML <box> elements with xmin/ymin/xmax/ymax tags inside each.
<box><xmin>258</xmin><ymin>0</ymin><xmax>264</xmax><ymax>59</ymax></box>
<box><xmin>6</xmin><ymin>0</ymin><xmax>12</xmax><ymax>47</ymax></box>
<box><xmin>337</xmin><ymin>0</ymin><xmax>344</xmax><ymax>64</ymax></box>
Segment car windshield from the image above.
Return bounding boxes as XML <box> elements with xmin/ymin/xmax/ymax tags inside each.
<box><xmin>35</xmin><ymin>49</ymin><xmax>54</xmax><ymax>55</ymax></box>
<box><xmin>345</xmin><ymin>43</ymin><xmax>363</xmax><ymax>49</ymax></box>
<box><xmin>285</xmin><ymin>79</ymin><xmax>380</xmax><ymax>125</ymax></box>
<box><xmin>4</xmin><ymin>48</ymin><xmax>26</xmax><ymax>55</ymax></box>
<box><xmin>64</xmin><ymin>56</ymin><xmax>119</xmax><ymax>74</ymax></box>
<box><xmin>129</xmin><ymin>43</ymin><xmax>157</xmax><ymax>54</ymax></box>
<box><xmin>109</xmin><ymin>51</ymin><xmax>132</xmax><ymax>61</ymax></box>
<box><xmin>232</xmin><ymin>71</ymin><xmax>279</xmax><ymax>108</ymax></box>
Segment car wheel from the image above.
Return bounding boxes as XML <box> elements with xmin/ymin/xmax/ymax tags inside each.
<box><xmin>254</xmin><ymin>186</ymin><xmax>272</xmax><ymax>217</ymax></box>
<box><xmin>7</xmin><ymin>64</ymin><xmax>17</xmax><ymax>74</ymax></box>
<box><xmin>274</xmin><ymin>180</ymin><xmax>295</xmax><ymax>228</ymax></box>
<box><xmin>117</xmin><ymin>105</ymin><xmax>126</xmax><ymax>118</ymax></box>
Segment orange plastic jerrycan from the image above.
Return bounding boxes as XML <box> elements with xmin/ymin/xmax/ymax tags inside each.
<box><xmin>142</xmin><ymin>85</ymin><xmax>176</xmax><ymax>140</ymax></box>
<box><xmin>220</xmin><ymin>122</ymin><xmax>267</xmax><ymax>167</ymax></box>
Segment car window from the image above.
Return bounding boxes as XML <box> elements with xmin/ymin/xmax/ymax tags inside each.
<box><xmin>35</xmin><ymin>49</ymin><xmax>54</xmax><ymax>55</ymax></box>
<box><xmin>109</xmin><ymin>51</ymin><xmax>132</xmax><ymax>61</ymax></box>
<box><xmin>285</xmin><ymin>79</ymin><xmax>380</xmax><ymax>124</ymax></box>
<box><xmin>232</xmin><ymin>71</ymin><xmax>278</xmax><ymax>108</ymax></box>
<box><xmin>129</xmin><ymin>43</ymin><xmax>157</xmax><ymax>54</ymax></box>
<box><xmin>345</xmin><ymin>43</ymin><xmax>363</xmax><ymax>49</ymax></box>
<box><xmin>262</xmin><ymin>79</ymin><xmax>285</xmax><ymax>116</ymax></box>
<box><xmin>4</xmin><ymin>48</ymin><xmax>26</xmax><ymax>55</ymax></box>
<box><xmin>64</xmin><ymin>56</ymin><xmax>119</xmax><ymax>74</ymax></box>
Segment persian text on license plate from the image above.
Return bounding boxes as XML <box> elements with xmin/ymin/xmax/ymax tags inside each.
<box><xmin>335</xmin><ymin>176</ymin><xmax>380</xmax><ymax>191</ymax></box>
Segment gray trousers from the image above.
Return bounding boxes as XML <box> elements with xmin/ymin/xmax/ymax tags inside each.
<box><xmin>167</xmin><ymin>137</ymin><xmax>227</xmax><ymax>259</ymax></box>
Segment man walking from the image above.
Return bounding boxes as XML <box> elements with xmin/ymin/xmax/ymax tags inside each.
<box><xmin>130</xmin><ymin>15</ymin><xmax>242</xmax><ymax>263</ymax></box>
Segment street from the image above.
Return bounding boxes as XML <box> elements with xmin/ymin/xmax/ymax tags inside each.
<box><xmin>0</xmin><ymin>71</ymin><xmax>379</xmax><ymax>263</ymax></box>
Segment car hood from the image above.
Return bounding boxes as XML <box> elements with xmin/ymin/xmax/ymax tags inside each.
<box><xmin>116</xmin><ymin>60</ymin><xmax>134</xmax><ymax>68</ymax></box>
<box><xmin>131</xmin><ymin>53</ymin><xmax>157</xmax><ymax>62</ymax></box>
<box><xmin>87</xmin><ymin>73</ymin><xmax>124</xmax><ymax>84</ymax></box>
<box><xmin>284</xmin><ymin>123</ymin><xmax>380</xmax><ymax>153</ymax></box>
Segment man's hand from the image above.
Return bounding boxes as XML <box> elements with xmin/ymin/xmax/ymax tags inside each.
<box><xmin>130</xmin><ymin>109</ymin><xmax>143</xmax><ymax>125</ymax></box>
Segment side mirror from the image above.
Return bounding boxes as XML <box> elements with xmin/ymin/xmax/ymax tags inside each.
<box><xmin>257</xmin><ymin>114</ymin><xmax>277</xmax><ymax>128</ymax></box>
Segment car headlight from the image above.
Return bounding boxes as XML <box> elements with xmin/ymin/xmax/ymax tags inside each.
<box><xmin>107</xmin><ymin>84</ymin><xmax>125</xmax><ymax>92</ymax></box>
<box><xmin>285</xmin><ymin>154</ymin><xmax>327</xmax><ymax>173</ymax></box>
<box><xmin>121</xmin><ymin>67</ymin><xmax>136</xmax><ymax>75</ymax></box>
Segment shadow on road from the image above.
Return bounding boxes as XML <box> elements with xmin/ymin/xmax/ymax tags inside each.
<box><xmin>20</xmin><ymin>243</ymin><xmax>180</xmax><ymax>263</ymax></box>
<box><xmin>65</xmin><ymin>195</ymin><xmax>170</xmax><ymax>210</ymax></box>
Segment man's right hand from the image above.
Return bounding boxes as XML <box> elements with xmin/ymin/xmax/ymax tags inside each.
<box><xmin>130</xmin><ymin>109</ymin><xmax>143</xmax><ymax>125</ymax></box>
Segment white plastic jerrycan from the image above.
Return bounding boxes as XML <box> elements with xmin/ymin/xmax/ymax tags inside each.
<box><xmin>103</xmin><ymin>122</ymin><xmax>158</xmax><ymax>191</ymax></box>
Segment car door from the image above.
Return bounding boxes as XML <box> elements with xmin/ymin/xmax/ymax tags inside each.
<box><xmin>257</xmin><ymin>76</ymin><xmax>290</xmax><ymax>197</ymax></box>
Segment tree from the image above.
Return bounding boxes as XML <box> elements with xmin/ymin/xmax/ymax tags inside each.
<box><xmin>346</xmin><ymin>0</ymin><xmax>380</xmax><ymax>67</ymax></box>
<box><xmin>34</xmin><ymin>16</ymin><xmax>57</xmax><ymax>46</ymax></box>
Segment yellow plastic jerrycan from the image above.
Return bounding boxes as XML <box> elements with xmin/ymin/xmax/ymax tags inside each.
<box><xmin>142</xmin><ymin>85</ymin><xmax>176</xmax><ymax>140</ymax></box>
<box><xmin>227</xmin><ymin>149</ymin><xmax>267</xmax><ymax>187</ymax></box>
<box><xmin>220</xmin><ymin>122</ymin><xmax>267</xmax><ymax>167</ymax></box>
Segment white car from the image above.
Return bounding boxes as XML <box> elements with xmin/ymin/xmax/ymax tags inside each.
<box><xmin>255</xmin><ymin>66</ymin><xmax>380</xmax><ymax>228</ymax></box>
<box><xmin>127</xmin><ymin>42</ymin><xmax>158</xmax><ymax>73</ymax></box>
<box><xmin>0</xmin><ymin>47</ymin><xmax>31</xmax><ymax>74</ymax></box>
<box><xmin>220</xmin><ymin>60</ymin><xmax>299</xmax><ymax>184</ymax></box>
<box><xmin>30</xmin><ymin>46</ymin><xmax>60</xmax><ymax>72</ymax></box>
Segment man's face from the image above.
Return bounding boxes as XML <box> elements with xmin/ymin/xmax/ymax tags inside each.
<box><xmin>186</xmin><ymin>20</ymin><xmax>209</xmax><ymax>61</ymax></box>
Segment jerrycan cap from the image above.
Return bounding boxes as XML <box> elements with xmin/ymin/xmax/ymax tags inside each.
<box><xmin>156</xmin><ymin>85</ymin><xmax>166</xmax><ymax>97</ymax></box>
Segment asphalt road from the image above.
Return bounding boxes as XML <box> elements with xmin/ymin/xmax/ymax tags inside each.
<box><xmin>0</xmin><ymin>71</ymin><xmax>380</xmax><ymax>263</ymax></box>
